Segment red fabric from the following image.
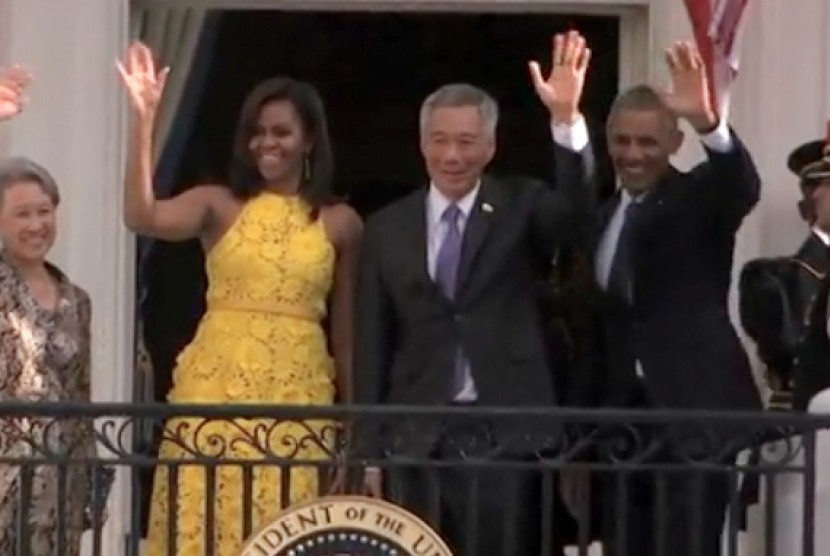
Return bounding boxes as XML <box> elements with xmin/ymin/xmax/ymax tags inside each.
<box><xmin>683</xmin><ymin>0</ymin><xmax>750</xmax><ymax>115</ymax></box>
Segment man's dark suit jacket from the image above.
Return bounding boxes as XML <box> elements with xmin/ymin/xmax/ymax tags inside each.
<box><xmin>354</xmin><ymin>144</ymin><xmax>592</xmax><ymax>457</ymax></box>
<box><xmin>739</xmin><ymin>234</ymin><xmax>830</xmax><ymax>410</ymax></box>
<box><xmin>573</xmin><ymin>131</ymin><xmax>762</xmax><ymax>411</ymax></box>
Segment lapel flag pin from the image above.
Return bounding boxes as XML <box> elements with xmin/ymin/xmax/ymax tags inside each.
<box><xmin>481</xmin><ymin>202</ymin><xmax>494</xmax><ymax>213</ymax></box>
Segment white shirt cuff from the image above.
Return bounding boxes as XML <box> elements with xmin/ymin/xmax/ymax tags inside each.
<box><xmin>698</xmin><ymin>118</ymin><xmax>733</xmax><ymax>153</ymax></box>
<box><xmin>551</xmin><ymin>116</ymin><xmax>589</xmax><ymax>152</ymax></box>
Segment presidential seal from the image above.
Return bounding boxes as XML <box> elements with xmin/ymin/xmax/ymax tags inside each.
<box><xmin>239</xmin><ymin>495</ymin><xmax>453</xmax><ymax>556</ymax></box>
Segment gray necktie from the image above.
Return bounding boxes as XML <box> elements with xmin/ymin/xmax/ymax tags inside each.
<box><xmin>434</xmin><ymin>204</ymin><xmax>467</xmax><ymax>394</ymax></box>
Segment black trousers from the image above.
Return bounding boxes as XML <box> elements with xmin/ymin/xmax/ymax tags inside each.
<box><xmin>601</xmin><ymin>461</ymin><xmax>733</xmax><ymax>556</ymax></box>
<box><xmin>384</xmin><ymin>419</ymin><xmax>566</xmax><ymax>556</ymax></box>
<box><xmin>601</xmin><ymin>384</ymin><xmax>735</xmax><ymax>556</ymax></box>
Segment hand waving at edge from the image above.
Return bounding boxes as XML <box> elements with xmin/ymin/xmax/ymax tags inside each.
<box><xmin>116</xmin><ymin>41</ymin><xmax>170</xmax><ymax>124</ymax></box>
<box><xmin>0</xmin><ymin>65</ymin><xmax>33</xmax><ymax>121</ymax></box>
<box><xmin>529</xmin><ymin>30</ymin><xmax>591</xmax><ymax>124</ymax></box>
<box><xmin>661</xmin><ymin>41</ymin><xmax>718</xmax><ymax>133</ymax></box>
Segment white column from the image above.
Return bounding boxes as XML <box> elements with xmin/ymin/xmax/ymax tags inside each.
<box><xmin>732</xmin><ymin>0</ymin><xmax>830</xmax><ymax>257</ymax></box>
<box><xmin>3</xmin><ymin>0</ymin><xmax>133</xmax><ymax>552</ymax></box>
<box><xmin>0</xmin><ymin>0</ymin><xmax>12</xmax><ymax>156</ymax></box>
<box><xmin>733</xmin><ymin>5</ymin><xmax>830</xmax><ymax>554</ymax></box>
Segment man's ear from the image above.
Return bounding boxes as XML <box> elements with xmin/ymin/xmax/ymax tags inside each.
<box><xmin>798</xmin><ymin>199</ymin><xmax>815</xmax><ymax>223</ymax></box>
<box><xmin>668</xmin><ymin>128</ymin><xmax>684</xmax><ymax>155</ymax></box>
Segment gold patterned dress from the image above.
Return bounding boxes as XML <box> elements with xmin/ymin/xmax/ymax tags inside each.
<box><xmin>145</xmin><ymin>193</ymin><xmax>337</xmax><ymax>556</ymax></box>
<box><xmin>0</xmin><ymin>253</ymin><xmax>94</xmax><ymax>556</ymax></box>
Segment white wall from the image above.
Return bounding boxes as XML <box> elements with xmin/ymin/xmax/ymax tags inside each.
<box><xmin>2</xmin><ymin>0</ymin><xmax>133</xmax><ymax>398</ymax></box>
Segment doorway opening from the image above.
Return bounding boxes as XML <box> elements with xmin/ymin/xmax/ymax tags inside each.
<box><xmin>178</xmin><ymin>10</ymin><xmax>618</xmax><ymax>210</ymax></box>
<box><xmin>134</xmin><ymin>7</ymin><xmax>620</xmax><ymax>537</ymax></box>
<box><xmin>138</xmin><ymin>7</ymin><xmax>619</xmax><ymax>405</ymax></box>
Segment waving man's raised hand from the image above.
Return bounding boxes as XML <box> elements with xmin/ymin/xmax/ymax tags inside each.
<box><xmin>660</xmin><ymin>41</ymin><xmax>719</xmax><ymax>132</ymax></box>
<box><xmin>529</xmin><ymin>30</ymin><xmax>591</xmax><ymax>124</ymax></box>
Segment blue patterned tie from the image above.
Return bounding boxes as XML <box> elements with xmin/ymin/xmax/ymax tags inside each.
<box><xmin>434</xmin><ymin>204</ymin><xmax>466</xmax><ymax>394</ymax></box>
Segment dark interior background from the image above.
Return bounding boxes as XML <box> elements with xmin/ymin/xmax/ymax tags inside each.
<box><xmin>139</xmin><ymin>10</ymin><xmax>620</xmax><ymax>402</ymax></box>
<box><xmin>175</xmin><ymin>11</ymin><xmax>619</xmax><ymax>209</ymax></box>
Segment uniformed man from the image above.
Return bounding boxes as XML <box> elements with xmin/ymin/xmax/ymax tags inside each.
<box><xmin>739</xmin><ymin>138</ymin><xmax>830</xmax><ymax>411</ymax></box>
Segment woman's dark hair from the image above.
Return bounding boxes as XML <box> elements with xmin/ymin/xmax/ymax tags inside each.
<box><xmin>229</xmin><ymin>77</ymin><xmax>334</xmax><ymax>208</ymax></box>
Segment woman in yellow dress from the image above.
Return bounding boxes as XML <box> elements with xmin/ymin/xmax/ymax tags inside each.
<box><xmin>117</xmin><ymin>42</ymin><xmax>362</xmax><ymax>555</ymax></box>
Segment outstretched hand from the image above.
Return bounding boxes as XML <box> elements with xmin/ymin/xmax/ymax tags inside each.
<box><xmin>529</xmin><ymin>30</ymin><xmax>591</xmax><ymax>124</ymax></box>
<box><xmin>660</xmin><ymin>41</ymin><xmax>718</xmax><ymax>132</ymax></box>
<box><xmin>326</xmin><ymin>465</ymin><xmax>382</xmax><ymax>497</ymax></box>
<box><xmin>0</xmin><ymin>65</ymin><xmax>32</xmax><ymax>121</ymax></box>
<box><xmin>117</xmin><ymin>41</ymin><xmax>169</xmax><ymax>124</ymax></box>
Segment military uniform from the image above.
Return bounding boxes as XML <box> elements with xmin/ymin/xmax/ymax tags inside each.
<box><xmin>739</xmin><ymin>139</ymin><xmax>830</xmax><ymax>411</ymax></box>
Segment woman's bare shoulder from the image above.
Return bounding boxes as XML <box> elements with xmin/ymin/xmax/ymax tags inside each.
<box><xmin>321</xmin><ymin>203</ymin><xmax>363</xmax><ymax>249</ymax></box>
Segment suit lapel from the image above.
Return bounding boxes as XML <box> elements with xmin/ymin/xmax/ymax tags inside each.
<box><xmin>398</xmin><ymin>188</ymin><xmax>441</xmax><ymax>294</ymax></box>
<box><xmin>797</xmin><ymin>234</ymin><xmax>830</xmax><ymax>277</ymax></box>
<box><xmin>593</xmin><ymin>191</ymin><xmax>621</xmax><ymax>252</ymax></box>
<box><xmin>637</xmin><ymin>168</ymin><xmax>678</xmax><ymax>227</ymax></box>
<box><xmin>457</xmin><ymin>177</ymin><xmax>503</xmax><ymax>294</ymax></box>
<box><xmin>593</xmin><ymin>170</ymin><xmax>680</xmax><ymax>290</ymax></box>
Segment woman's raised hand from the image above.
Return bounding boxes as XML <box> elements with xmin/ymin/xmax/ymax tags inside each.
<box><xmin>0</xmin><ymin>65</ymin><xmax>32</xmax><ymax>121</ymax></box>
<box><xmin>117</xmin><ymin>41</ymin><xmax>169</xmax><ymax>124</ymax></box>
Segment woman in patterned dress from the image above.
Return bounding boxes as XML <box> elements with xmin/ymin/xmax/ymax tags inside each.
<box><xmin>118</xmin><ymin>42</ymin><xmax>362</xmax><ymax>555</ymax></box>
<box><xmin>0</xmin><ymin>154</ymin><xmax>98</xmax><ymax>555</ymax></box>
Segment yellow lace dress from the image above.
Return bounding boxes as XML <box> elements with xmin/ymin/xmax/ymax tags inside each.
<box><xmin>145</xmin><ymin>192</ymin><xmax>337</xmax><ymax>556</ymax></box>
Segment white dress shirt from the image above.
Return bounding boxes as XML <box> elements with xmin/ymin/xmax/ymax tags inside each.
<box><xmin>426</xmin><ymin>183</ymin><xmax>480</xmax><ymax>401</ymax></box>
<box><xmin>595</xmin><ymin>189</ymin><xmax>640</xmax><ymax>289</ymax></box>
<box><xmin>813</xmin><ymin>226</ymin><xmax>830</xmax><ymax>247</ymax></box>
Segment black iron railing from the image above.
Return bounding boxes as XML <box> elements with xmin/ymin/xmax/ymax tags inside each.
<box><xmin>0</xmin><ymin>402</ymin><xmax>825</xmax><ymax>555</ymax></box>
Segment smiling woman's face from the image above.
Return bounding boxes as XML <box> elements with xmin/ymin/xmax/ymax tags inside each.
<box><xmin>247</xmin><ymin>99</ymin><xmax>311</xmax><ymax>188</ymax></box>
<box><xmin>0</xmin><ymin>180</ymin><xmax>57</xmax><ymax>263</ymax></box>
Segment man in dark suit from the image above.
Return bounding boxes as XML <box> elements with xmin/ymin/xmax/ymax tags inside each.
<box><xmin>353</xmin><ymin>32</ymin><xmax>593</xmax><ymax>556</ymax></box>
<box><xmin>566</xmin><ymin>41</ymin><xmax>762</xmax><ymax>555</ymax></box>
<box><xmin>740</xmin><ymin>139</ymin><xmax>830</xmax><ymax>411</ymax></box>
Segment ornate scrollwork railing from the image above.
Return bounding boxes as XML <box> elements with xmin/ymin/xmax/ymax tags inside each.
<box><xmin>0</xmin><ymin>403</ymin><xmax>823</xmax><ymax>471</ymax></box>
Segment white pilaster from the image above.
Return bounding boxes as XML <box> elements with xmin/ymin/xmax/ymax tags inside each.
<box><xmin>733</xmin><ymin>0</ymin><xmax>830</xmax><ymax>258</ymax></box>
<box><xmin>3</xmin><ymin>0</ymin><xmax>133</xmax><ymax>552</ymax></box>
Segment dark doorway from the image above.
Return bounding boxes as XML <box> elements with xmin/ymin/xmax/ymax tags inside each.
<box><xmin>136</xmin><ymin>10</ymin><xmax>619</xmax><ymax>535</ymax></box>
<box><xmin>139</xmin><ymin>9</ymin><xmax>620</xmax><ymax>404</ymax></box>
<box><xmin>177</xmin><ymin>10</ymin><xmax>619</xmax><ymax>214</ymax></box>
